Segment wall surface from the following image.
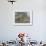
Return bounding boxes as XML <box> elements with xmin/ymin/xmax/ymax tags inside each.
<box><xmin>0</xmin><ymin>0</ymin><xmax>46</xmax><ymax>42</ymax></box>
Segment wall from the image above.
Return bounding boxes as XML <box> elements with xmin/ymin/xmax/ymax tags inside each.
<box><xmin>0</xmin><ymin>0</ymin><xmax>46</xmax><ymax>42</ymax></box>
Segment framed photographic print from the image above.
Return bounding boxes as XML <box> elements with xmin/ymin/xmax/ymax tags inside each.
<box><xmin>14</xmin><ymin>10</ymin><xmax>33</xmax><ymax>26</ymax></box>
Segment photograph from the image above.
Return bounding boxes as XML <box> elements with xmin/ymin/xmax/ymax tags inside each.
<box><xmin>0</xmin><ymin>0</ymin><xmax>46</xmax><ymax>46</ymax></box>
<box><xmin>15</xmin><ymin>11</ymin><xmax>32</xmax><ymax>26</ymax></box>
